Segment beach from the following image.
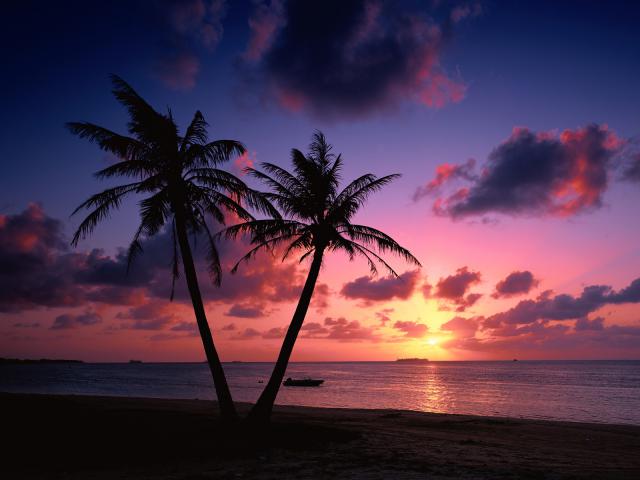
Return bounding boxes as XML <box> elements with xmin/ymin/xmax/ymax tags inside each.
<box><xmin>3</xmin><ymin>393</ymin><xmax>639</xmax><ymax>479</ymax></box>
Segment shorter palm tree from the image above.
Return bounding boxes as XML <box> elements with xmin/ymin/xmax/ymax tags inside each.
<box><xmin>223</xmin><ymin>131</ymin><xmax>421</xmax><ymax>423</ymax></box>
<box><xmin>68</xmin><ymin>75</ymin><xmax>276</xmax><ymax>421</ymax></box>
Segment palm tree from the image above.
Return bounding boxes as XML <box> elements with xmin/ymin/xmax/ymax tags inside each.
<box><xmin>223</xmin><ymin>131</ymin><xmax>421</xmax><ymax>423</ymax></box>
<box><xmin>68</xmin><ymin>75</ymin><xmax>275</xmax><ymax>422</ymax></box>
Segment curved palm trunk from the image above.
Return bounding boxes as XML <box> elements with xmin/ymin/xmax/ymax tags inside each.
<box><xmin>248</xmin><ymin>248</ymin><xmax>325</xmax><ymax>423</ymax></box>
<box><xmin>174</xmin><ymin>207</ymin><xmax>237</xmax><ymax>422</ymax></box>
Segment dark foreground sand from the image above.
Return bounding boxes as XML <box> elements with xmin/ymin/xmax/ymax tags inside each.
<box><xmin>2</xmin><ymin>393</ymin><xmax>639</xmax><ymax>479</ymax></box>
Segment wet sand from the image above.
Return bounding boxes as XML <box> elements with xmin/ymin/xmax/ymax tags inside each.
<box><xmin>2</xmin><ymin>392</ymin><xmax>639</xmax><ymax>479</ymax></box>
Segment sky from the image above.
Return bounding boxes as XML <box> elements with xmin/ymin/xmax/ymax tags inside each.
<box><xmin>1</xmin><ymin>0</ymin><xmax>640</xmax><ymax>362</ymax></box>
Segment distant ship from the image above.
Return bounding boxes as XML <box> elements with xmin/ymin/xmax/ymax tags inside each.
<box><xmin>128</xmin><ymin>360</ymin><xmax>143</xmax><ymax>364</ymax></box>
<box><xmin>396</xmin><ymin>358</ymin><xmax>429</xmax><ymax>363</ymax></box>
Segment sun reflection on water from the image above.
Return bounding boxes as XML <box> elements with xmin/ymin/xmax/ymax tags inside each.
<box><xmin>416</xmin><ymin>364</ymin><xmax>453</xmax><ymax>414</ymax></box>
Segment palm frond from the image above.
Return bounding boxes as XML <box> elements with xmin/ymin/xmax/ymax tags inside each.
<box><xmin>341</xmin><ymin>224</ymin><xmax>422</xmax><ymax>267</ymax></box>
<box><xmin>66</xmin><ymin>122</ymin><xmax>147</xmax><ymax>161</ymax></box>
<box><xmin>71</xmin><ymin>183</ymin><xmax>140</xmax><ymax>245</ymax></box>
<box><xmin>328</xmin><ymin>174</ymin><xmax>401</xmax><ymax>222</ymax></box>
<box><xmin>180</xmin><ymin>111</ymin><xmax>208</xmax><ymax>151</ymax></box>
<box><xmin>187</xmin><ymin>140</ymin><xmax>246</xmax><ymax>168</ymax></box>
<box><xmin>110</xmin><ymin>74</ymin><xmax>175</xmax><ymax>144</ymax></box>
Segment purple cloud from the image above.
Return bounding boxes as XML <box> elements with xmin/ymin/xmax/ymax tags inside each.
<box><xmin>492</xmin><ymin>271</ymin><xmax>539</xmax><ymax>299</ymax></box>
<box><xmin>425</xmin><ymin>267</ymin><xmax>482</xmax><ymax>312</ymax></box>
<box><xmin>341</xmin><ymin>270</ymin><xmax>420</xmax><ymax>304</ymax></box>
<box><xmin>51</xmin><ymin>311</ymin><xmax>102</xmax><ymax>330</ymax></box>
<box><xmin>423</xmin><ymin>125</ymin><xmax>623</xmax><ymax>219</ymax></box>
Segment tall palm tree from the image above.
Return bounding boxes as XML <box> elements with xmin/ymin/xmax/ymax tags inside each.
<box><xmin>68</xmin><ymin>75</ymin><xmax>275</xmax><ymax>421</ymax></box>
<box><xmin>224</xmin><ymin>131</ymin><xmax>421</xmax><ymax>423</ymax></box>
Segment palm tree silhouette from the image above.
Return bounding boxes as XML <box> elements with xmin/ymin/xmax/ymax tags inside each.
<box><xmin>224</xmin><ymin>131</ymin><xmax>421</xmax><ymax>423</ymax></box>
<box><xmin>68</xmin><ymin>75</ymin><xmax>275</xmax><ymax>421</ymax></box>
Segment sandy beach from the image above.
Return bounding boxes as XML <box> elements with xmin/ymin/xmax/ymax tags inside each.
<box><xmin>2</xmin><ymin>393</ymin><xmax>639</xmax><ymax>479</ymax></box>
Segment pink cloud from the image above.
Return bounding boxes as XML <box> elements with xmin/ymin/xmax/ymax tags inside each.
<box><xmin>393</xmin><ymin>320</ymin><xmax>429</xmax><ymax>338</ymax></box>
<box><xmin>412</xmin><ymin>158</ymin><xmax>476</xmax><ymax>201</ymax></box>
<box><xmin>243</xmin><ymin>0</ymin><xmax>285</xmax><ymax>62</ymax></box>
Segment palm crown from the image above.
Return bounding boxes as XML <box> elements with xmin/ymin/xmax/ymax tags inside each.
<box><xmin>224</xmin><ymin>131</ymin><xmax>421</xmax><ymax>274</ymax></box>
<box><xmin>68</xmin><ymin>75</ymin><xmax>275</xmax><ymax>294</ymax></box>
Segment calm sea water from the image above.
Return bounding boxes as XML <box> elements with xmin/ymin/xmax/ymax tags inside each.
<box><xmin>1</xmin><ymin>361</ymin><xmax>639</xmax><ymax>425</ymax></box>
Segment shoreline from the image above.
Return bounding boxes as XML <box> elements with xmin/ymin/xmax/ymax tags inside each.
<box><xmin>3</xmin><ymin>393</ymin><xmax>640</xmax><ymax>479</ymax></box>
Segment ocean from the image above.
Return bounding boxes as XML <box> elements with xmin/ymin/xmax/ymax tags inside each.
<box><xmin>1</xmin><ymin>360</ymin><xmax>639</xmax><ymax>425</ymax></box>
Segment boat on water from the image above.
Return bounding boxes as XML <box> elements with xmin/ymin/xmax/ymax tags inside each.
<box><xmin>283</xmin><ymin>377</ymin><xmax>324</xmax><ymax>387</ymax></box>
<box><xmin>395</xmin><ymin>358</ymin><xmax>429</xmax><ymax>363</ymax></box>
<box><xmin>128</xmin><ymin>360</ymin><xmax>143</xmax><ymax>364</ymax></box>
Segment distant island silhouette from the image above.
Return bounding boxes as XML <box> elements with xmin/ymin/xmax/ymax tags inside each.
<box><xmin>0</xmin><ymin>358</ymin><xmax>84</xmax><ymax>365</ymax></box>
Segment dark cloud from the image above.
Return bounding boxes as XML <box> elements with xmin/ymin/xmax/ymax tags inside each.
<box><xmin>12</xmin><ymin>322</ymin><xmax>40</xmax><ymax>328</ymax></box>
<box><xmin>51</xmin><ymin>311</ymin><xmax>102</xmax><ymax>330</ymax></box>
<box><xmin>445</xmin><ymin>316</ymin><xmax>640</xmax><ymax>355</ymax></box>
<box><xmin>492</xmin><ymin>270</ymin><xmax>539</xmax><ymax>299</ymax></box>
<box><xmin>0</xmin><ymin>204</ymin><xmax>84</xmax><ymax>312</ymax></box>
<box><xmin>224</xmin><ymin>303</ymin><xmax>266</xmax><ymax>318</ymax></box>
<box><xmin>262</xmin><ymin>326</ymin><xmax>286</xmax><ymax>339</ymax></box>
<box><xmin>340</xmin><ymin>270</ymin><xmax>420</xmax><ymax>304</ymax></box>
<box><xmin>231</xmin><ymin>327</ymin><xmax>262</xmax><ymax>340</ymax></box>
<box><xmin>115</xmin><ymin>304</ymin><xmax>179</xmax><ymax>331</ymax></box>
<box><xmin>241</xmin><ymin>0</ymin><xmax>468</xmax><ymax>119</ymax></box>
<box><xmin>0</xmin><ymin>204</ymin><xmax>176</xmax><ymax>313</ymax></box>
<box><xmin>575</xmin><ymin>316</ymin><xmax>604</xmax><ymax>331</ymax></box>
<box><xmin>0</xmin><ymin>204</ymin><xmax>329</xmax><ymax>317</ymax></box>
<box><xmin>421</xmin><ymin>125</ymin><xmax>623</xmax><ymax>219</ymax></box>
<box><xmin>241</xmin><ymin>317</ymin><xmax>382</xmax><ymax>342</ymax></box>
<box><xmin>393</xmin><ymin>320</ymin><xmax>428</xmax><ymax>338</ymax></box>
<box><xmin>300</xmin><ymin>321</ymin><xmax>330</xmax><ymax>338</ymax></box>
<box><xmin>483</xmin><ymin>277</ymin><xmax>640</xmax><ymax>328</ymax></box>
<box><xmin>170</xmin><ymin>321</ymin><xmax>199</xmax><ymax>336</ymax></box>
<box><xmin>621</xmin><ymin>153</ymin><xmax>640</xmax><ymax>182</ymax></box>
<box><xmin>426</xmin><ymin>267</ymin><xmax>482</xmax><ymax>312</ymax></box>
<box><xmin>221</xmin><ymin>323</ymin><xmax>237</xmax><ymax>331</ymax></box>
<box><xmin>439</xmin><ymin>279</ymin><xmax>640</xmax><ymax>356</ymax></box>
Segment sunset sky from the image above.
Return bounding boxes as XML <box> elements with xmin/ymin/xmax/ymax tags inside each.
<box><xmin>1</xmin><ymin>0</ymin><xmax>640</xmax><ymax>362</ymax></box>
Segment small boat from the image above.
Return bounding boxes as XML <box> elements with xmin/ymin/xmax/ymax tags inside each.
<box><xmin>283</xmin><ymin>377</ymin><xmax>324</xmax><ymax>387</ymax></box>
<box><xmin>128</xmin><ymin>359</ymin><xmax>143</xmax><ymax>364</ymax></box>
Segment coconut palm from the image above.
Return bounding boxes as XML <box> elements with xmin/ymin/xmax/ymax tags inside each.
<box><xmin>223</xmin><ymin>131</ymin><xmax>421</xmax><ymax>423</ymax></box>
<box><xmin>68</xmin><ymin>75</ymin><xmax>276</xmax><ymax>421</ymax></box>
